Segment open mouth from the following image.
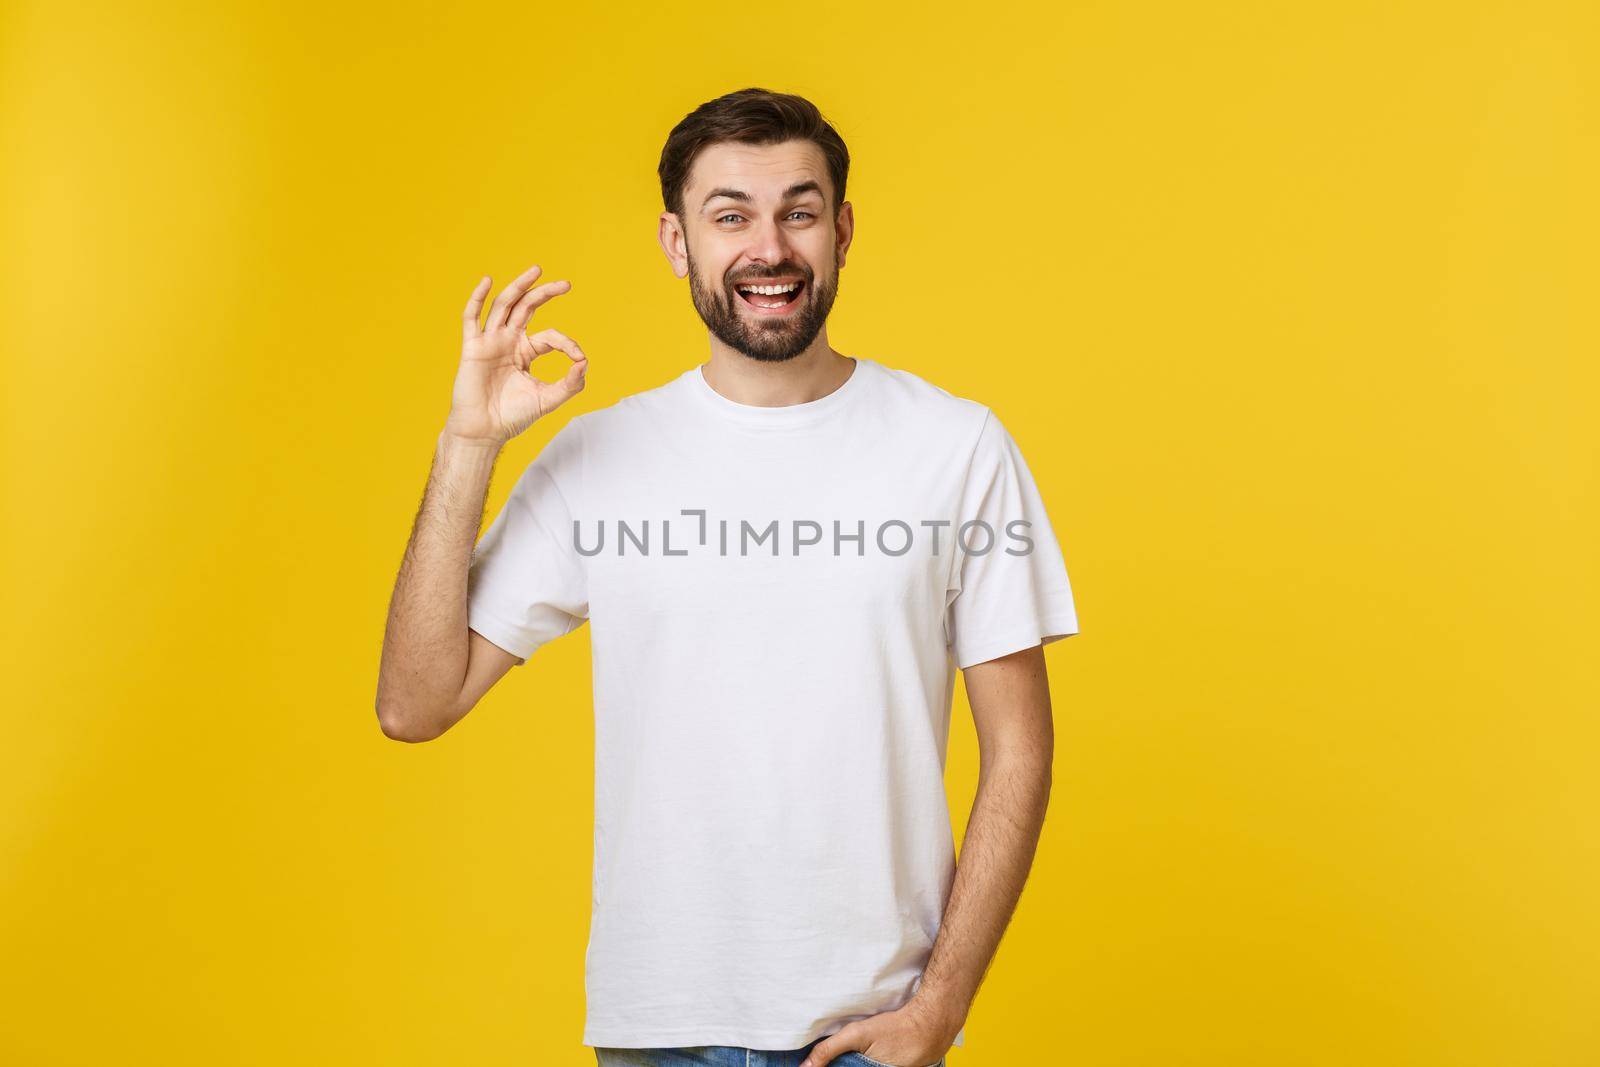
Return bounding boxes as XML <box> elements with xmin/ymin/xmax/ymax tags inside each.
<box><xmin>734</xmin><ymin>279</ymin><xmax>806</xmax><ymax>313</ymax></box>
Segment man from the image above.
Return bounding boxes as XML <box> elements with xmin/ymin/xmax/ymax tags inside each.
<box><xmin>375</xmin><ymin>88</ymin><xmax>1080</xmax><ymax>1067</ymax></box>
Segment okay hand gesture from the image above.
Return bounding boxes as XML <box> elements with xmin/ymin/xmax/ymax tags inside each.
<box><xmin>445</xmin><ymin>264</ymin><xmax>588</xmax><ymax>445</ymax></box>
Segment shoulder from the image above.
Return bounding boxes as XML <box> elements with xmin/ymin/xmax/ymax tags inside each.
<box><xmin>560</xmin><ymin>365</ymin><xmax>693</xmax><ymax>440</ymax></box>
<box><xmin>863</xmin><ymin>357</ymin><xmax>996</xmax><ymax>451</ymax></box>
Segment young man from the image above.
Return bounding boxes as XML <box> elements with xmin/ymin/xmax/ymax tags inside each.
<box><xmin>376</xmin><ymin>88</ymin><xmax>1081</xmax><ymax>1067</ymax></box>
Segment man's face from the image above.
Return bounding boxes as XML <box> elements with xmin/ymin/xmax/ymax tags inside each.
<box><xmin>667</xmin><ymin>140</ymin><xmax>850</xmax><ymax>362</ymax></box>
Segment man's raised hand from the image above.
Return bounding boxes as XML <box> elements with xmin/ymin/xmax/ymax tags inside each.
<box><xmin>444</xmin><ymin>264</ymin><xmax>588</xmax><ymax>445</ymax></box>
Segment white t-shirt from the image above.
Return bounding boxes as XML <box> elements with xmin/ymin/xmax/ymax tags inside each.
<box><xmin>466</xmin><ymin>356</ymin><xmax>1080</xmax><ymax>1050</ymax></box>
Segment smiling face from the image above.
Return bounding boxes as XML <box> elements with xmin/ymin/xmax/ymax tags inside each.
<box><xmin>661</xmin><ymin>139</ymin><xmax>853</xmax><ymax>363</ymax></box>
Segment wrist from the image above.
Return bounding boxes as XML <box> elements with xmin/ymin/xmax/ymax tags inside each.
<box><xmin>435</xmin><ymin>429</ymin><xmax>504</xmax><ymax>485</ymax></box>
<box><xmin>438</xmin><ymin>425</ymin><xmax>506</xmax><ymax>453</ymax></box>
<box><xmin>907</xmin><ymin>989</ymin><xmax>967</xmax><ymax>1042</ymax></box>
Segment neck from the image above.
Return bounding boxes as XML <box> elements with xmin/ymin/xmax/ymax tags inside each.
<box><xmin>701</xmin><ymin>330</ymin><xmax>854</xmax><ymax>408</ymax></box>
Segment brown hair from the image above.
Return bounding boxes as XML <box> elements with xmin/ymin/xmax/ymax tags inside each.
<box><xmin>658</xmin><ymin>87</ymin><xmax>850</xmax><ymax>220</ymax></box>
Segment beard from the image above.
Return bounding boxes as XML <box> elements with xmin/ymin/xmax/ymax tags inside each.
<box><xmin>686</xmin><ymin>247</ymin><xmax>840</xmax><ymax>363</ymax></box>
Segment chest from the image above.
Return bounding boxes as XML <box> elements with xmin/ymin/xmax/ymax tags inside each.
<box><xmin>577</xmin><ymin>440</ymin><xmax>964</xmax><ymax>623</ymax></box>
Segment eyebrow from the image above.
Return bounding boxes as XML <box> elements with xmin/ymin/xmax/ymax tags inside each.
<box><xmin>701</xmin><ymin>180</ymin><xmax>825</xmax><ymax>210</ymax></box>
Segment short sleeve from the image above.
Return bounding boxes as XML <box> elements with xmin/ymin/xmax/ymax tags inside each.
<box><xmin>467</xmin><ymin>418</ymin><xmax>590</xmax><ymax>665</ymax></box>
<box><xmin>945</xmin><ymin>409</ymin><xmax>1080</xmax><ymax>670</ymax></box>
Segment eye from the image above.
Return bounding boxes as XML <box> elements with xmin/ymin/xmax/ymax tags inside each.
<box><xmin>788</xmin><ymin>211</ymin><xmax>815</xmax><ymax>220</ymax></box>
<box><xmin>716</xmin><ymin>214</ymin><xmax>744</xmax><ymax>224</ymax></box>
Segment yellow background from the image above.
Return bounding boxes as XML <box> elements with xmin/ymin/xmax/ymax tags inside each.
<box><xmin>2</xmin><ymin>1</ymin><xmax>1595</xmax><ymax>1063</ymax></box>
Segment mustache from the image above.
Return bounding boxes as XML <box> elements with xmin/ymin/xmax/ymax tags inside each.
<box><xmin>727</xmin><ymin>269</ymin><xmax>811</xmax><ymax>285</ymax></box>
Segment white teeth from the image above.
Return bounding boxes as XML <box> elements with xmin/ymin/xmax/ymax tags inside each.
<box><xmin>737</xmin><ymin>282</ymin><xmax>800</xmax><ymax>295</ymax></box>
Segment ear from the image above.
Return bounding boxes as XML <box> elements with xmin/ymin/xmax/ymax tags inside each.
<box><xmin>834</xmin><ymin>200</ymin><xmax>854</xmax><ymax>271</ymax></box>
<box><xmin>658</xmin><ymin>212</ymin><xmax>689</xmax><ymax>279</ymax></box>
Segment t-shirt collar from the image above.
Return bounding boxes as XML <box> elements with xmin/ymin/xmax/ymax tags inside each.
<box><xmin>685</xmin><ymin>357</ymin><xmax>869</xmax><ymax>430</ymax></box>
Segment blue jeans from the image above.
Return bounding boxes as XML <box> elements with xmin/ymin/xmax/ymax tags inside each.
<box><xmin>594</xmin><ymin>1040</ymin><xmax>946</xmax><ymax>1067</ymax></box>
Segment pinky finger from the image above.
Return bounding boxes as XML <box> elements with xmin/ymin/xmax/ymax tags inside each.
<box><xmin>462</xmin><ymin>276</ymin><xmax>491</xmax><ymax>340</ymax></box>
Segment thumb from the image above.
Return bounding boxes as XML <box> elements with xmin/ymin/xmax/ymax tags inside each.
<box><xmin>537</xmin><ymin>359</ymin><xmax>587</xmax><ymax>414</ymax></box>
<box><xmin>799</xmin><ymin>1027</ymin><xmax>863</xmax><ymax>1067</ymax></box>
<box><xmin>564</xmin><ymin>357</ymin><xmax>588</xmax><ymax>394</ymax></box>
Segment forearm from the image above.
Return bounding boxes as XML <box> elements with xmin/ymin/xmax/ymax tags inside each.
<box><xmin>911</xmin><ymin>746</ymin><xmax>1053</xmax><ymax>1038</ymax></box>
<box><xmin>375</xmin><ymin>428</ymin><xmax>502</xmax><ymax>738</ymax></box>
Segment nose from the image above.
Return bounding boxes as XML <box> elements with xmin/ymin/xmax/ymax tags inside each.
<box><xmin>744</xmin><ymin>215</ymin><xmax>793</xmax><ymax>270</ymax></box>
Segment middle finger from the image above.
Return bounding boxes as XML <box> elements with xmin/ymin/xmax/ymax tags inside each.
<box><xmin>509</xmin><ymin>279</ymin><xmax>573</xmax><ymax>333</ymax></box>
<box><xmin>487</xmin><ymin>263</ymin><xmax>544</xmax><ymax>330</ymax></box>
